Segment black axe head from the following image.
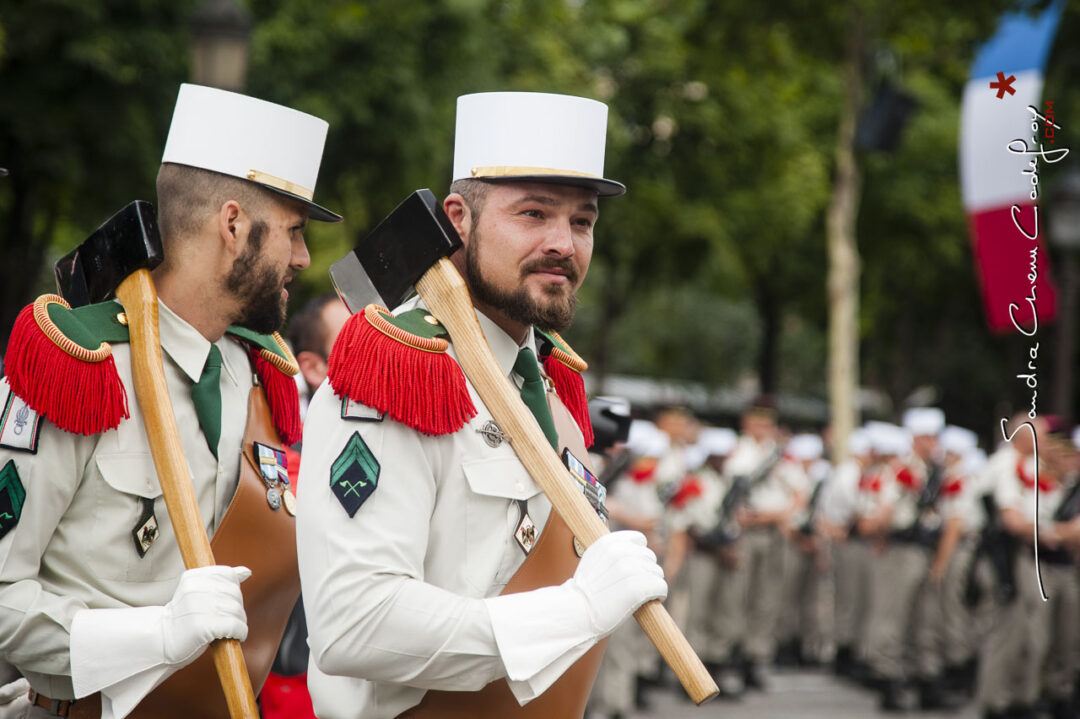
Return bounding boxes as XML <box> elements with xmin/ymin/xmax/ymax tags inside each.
<box><xmin>330</xmin><ymin>189</ymin><xmax>462</xmax><ymax>312</ymax></box>
<box><xmin>54</xmin><ymin>200</ymin><xmax>163</xmax><ymax>308</ymax></box>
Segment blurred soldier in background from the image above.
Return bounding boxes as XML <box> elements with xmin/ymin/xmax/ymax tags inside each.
<box><xmin>775</xmin><ymin>433</ymin><xmax>832</xmax><ymax>668</ymax></box>
<box><xmin>723</xmin><ymin>398</ymin><xmax>805</xmax><ymax>691</ymax></box>
<box><xmin>823</xmin><ymin>429</ymin><xmax>874</xmax><ymax>683</ymax></box>
<box><xmin>980</xmin><ymin>418</ymin><xmax>1079</xmax><ymax>719</ymax></box>
<box><xmin>680</xmin><ymin>427</ymin><xmax>739</xmax><ymax>692</ymax></box>
<box><xmin>935</xmin><ymin>425</ymin><xmax>982</xmax><ymax>699</ymax></box>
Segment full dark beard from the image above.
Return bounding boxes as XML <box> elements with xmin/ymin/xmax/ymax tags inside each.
<box><xmin>225</xmin><ymin>220</ymin><xmax>287</xmax><ymax>334</ymax></box>
<box><xmin>463</xmin><ymin>227</ymin><xmax>578</xmax><ymax>332</ymax></box>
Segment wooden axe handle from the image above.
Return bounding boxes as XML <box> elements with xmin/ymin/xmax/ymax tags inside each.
<box><xmin>114</xmin><ymin>270</ymin><xmax>259</xmax><ymax>719</ymax></box>
<box><xmin>415</xmin><ymin>259</ymin><xmax>718</xmax><ymax>705</ymax></box>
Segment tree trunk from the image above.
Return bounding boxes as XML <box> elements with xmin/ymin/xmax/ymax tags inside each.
<box><xmin>826</xmin><ymin>7</ymin><xmax>865</xmax><ymax>463</ymax></box>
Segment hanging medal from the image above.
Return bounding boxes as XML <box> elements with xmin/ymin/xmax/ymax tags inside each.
<box><xmin>253</xmin><ymin>441</ymin><xmax>295</xmax><ymax>515</ymax></box>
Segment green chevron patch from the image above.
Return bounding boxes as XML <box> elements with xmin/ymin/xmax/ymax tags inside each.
<box><xmin>0</xmin><ymin>461</ymin><xmax>26</xmax><ymax>540</ymax></box>
<box><xmin>330</xmin><ymin>432</ymin><xmax>380</xmax><ymax>517</ymax></box>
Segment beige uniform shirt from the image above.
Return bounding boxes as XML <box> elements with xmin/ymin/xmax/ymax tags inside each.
<box><xmin>297</xmin><ymin>305</ymin><xmax>589</xmax><ymax>719</ymax></box>
<box><xmin>0</xmin><ymin>301</ymin><xmax>250</xmax><ymax>699</ymax></box>
<box><xmin>724</xmin><ymin>437</ymin><xmax>798</xmax><ymax>514</ymax></box>
<box><xmin>995</xmin><ymin>454</ymin><xmax>1063</xmax><ymax>529</ymax></box>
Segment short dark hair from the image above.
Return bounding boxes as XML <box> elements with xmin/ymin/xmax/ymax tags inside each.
<box><xmin>156</xmin><ymin>163</ymin><xmax>274</xmax><ymax>242</ymax></box>
<box><xmin>289</xmin><ymin>292</ymin><xmax>341</xmax><ymax>358</ymax></box>
<box><xmin>449</xmin><ymin>178</ymin><xmax>492</xmax><ymax>220</ymax></box>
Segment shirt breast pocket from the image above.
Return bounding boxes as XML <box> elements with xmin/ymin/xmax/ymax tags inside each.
<box><xmin>460</xmin><ymin>456</ymin><xmax>541</xmax><ymax>594</ymax></box>
<box><xmin>89</xmin><ymin>453</ymin><xmax>173</xmax><ymax>582</ymax></box>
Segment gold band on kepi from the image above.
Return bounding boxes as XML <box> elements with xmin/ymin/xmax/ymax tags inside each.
<box><xmin>247</xmin><ymin>169</ymin><xmax>314</xmax><ymax>202</ymax></box>
<box><xmin>470</xmin><ymin>166</ymin><xmax>599</xmax><ymax>180</ymax></box>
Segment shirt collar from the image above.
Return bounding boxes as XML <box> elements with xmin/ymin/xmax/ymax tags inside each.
<box><xmin>158</xmin><ymin>299</ymin><xmax>213</xmax><ymax>383</ymax></box>
<box><xmin>473</xmin><ymin>309</ymin><xmax>537</xmax><ymax>379</ymax></box>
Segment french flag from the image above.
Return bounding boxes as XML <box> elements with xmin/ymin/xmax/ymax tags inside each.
<box><xmin>959</xmin><ymin>2</ymin><xmax>1065</xmax><ymax>332</ymax></box>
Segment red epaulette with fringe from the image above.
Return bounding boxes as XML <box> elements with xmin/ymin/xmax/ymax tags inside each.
<box><xmin>225</xmin><ymin>327</ymin><xmax>303</xmax><ymax>446</ymax></box>
<box><xmin>327</xmin><ymin>304</ymin><xmax>476</xmax><ymax>436</ymax></box>
<box><xmin>5</xmin><ymin>294</ymin><xmax>130</xmax><ymax>435</ymax></box>
<box><xmin>536</xmin><ymin>329</ymin><xmax>594</xmax><ymax>448</ymax></box>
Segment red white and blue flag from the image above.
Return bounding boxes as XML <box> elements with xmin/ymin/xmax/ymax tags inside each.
<box><xmin>960</xmin><ymin>2</ymin><xmax>1065</xmax><ymax>332</ymax></box>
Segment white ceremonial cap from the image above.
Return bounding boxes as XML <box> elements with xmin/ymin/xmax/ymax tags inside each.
<box><xmin>865</xmin><ymin>422</ymin><xmax>910</xmax><ymax>456</ymax></box>
<box><xmin>626</xmin><ymin>419</ymin><xmax>670</xmax><ymax>458</ymax></box>
<box><xmin>787</xmin><ymin>433</ymin><xmax>824</xmax><ymax>461</ymax></box>
<box><xmin>848</xmin><ymin>429</ymin><xmax>872</xmax><ymax>457</ymax></box>
<box><xmin>940</xmin><ymin>425</ymin><xmax>979</xmax><ymax>456</ymax></box>
<box><xmin>161</xmin><ymin>84</ymin><xmax>341</xmax><ymax>222</ymax></box>
<box><xmin>697</xmin><ymin>426</ymin><xmax>738</xmax><ymax>459</ymax></box>
<box><xmin>452</xmin><ymin>91</ymin><xmax>625</xmax><ymax>197</ymax></box>
<box><xmin>902</xmin><ymin>407</ymin><xmax>946</xmax><ymax>437</ymax></box>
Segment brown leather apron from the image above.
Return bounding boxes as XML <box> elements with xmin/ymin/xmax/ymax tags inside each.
<box><xmin>397</xmin><ymin>393</ymin><xmax>609</xmax><ymax>719</ymax></box>
<box><xmin>71</xmin><ymin>385</ymin><xmax>300</xmax><ymax>719</ymax></box>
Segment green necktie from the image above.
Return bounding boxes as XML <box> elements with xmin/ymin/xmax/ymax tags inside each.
<box><xmin>192</xmin><ymin>343</ymin><xmax>223</xmax><ymax>459</ymax></box>
<box><xmin>513</xmin><ymin>347</ymin><xmax>558</xmax><ymax>450</ymax></box>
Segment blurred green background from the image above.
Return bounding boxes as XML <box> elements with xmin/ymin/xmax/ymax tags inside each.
<box><xmin>0</xmin><ymin>0</ymin><xmax>1077</xmax><ymax>442</ymax></box>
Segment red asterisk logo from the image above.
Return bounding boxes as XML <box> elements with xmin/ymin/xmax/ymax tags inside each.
<box><xmin>990</xmin><ymin>71</ymin><xmax>1016</xmax><ymax>99</ymax></box>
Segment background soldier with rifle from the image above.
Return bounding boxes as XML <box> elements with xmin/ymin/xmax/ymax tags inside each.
<box><xmin>979</xmin><ymin>420</ymin><xmax>1080</xmax><ymax>719</ymax></box>
<box><xmin>858</xmin><ymin>408</ymin><xmax>961</xmax><ymax>711</ymax></box>
<box><xmin>715</xmin><ymin>399</ymin><xmax>804</xmax><ymax>692</ymax></box>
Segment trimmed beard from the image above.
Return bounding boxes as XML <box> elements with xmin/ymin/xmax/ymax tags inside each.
<box><xmin>463</xmin><ymin>224</ymin><xmax>579</xmax><ymax>333</ymax></box>
<box><xmin>225</xmin><ymin>220</ymin><xmax>287</xmax><ymax>334</ymax></box>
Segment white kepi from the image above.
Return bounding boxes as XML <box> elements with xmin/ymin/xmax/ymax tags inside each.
<box><xmin>161</xmin><ymin>83</ymin><xmax>341</xmax><ymax>222</ymax></box>
<box><xmin>452</xmin><ymin>91</ymin><xmax>626</xmax><ymax>197</ymax></box>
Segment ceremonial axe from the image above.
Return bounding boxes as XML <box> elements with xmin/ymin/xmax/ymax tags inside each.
<box><xmin>331</xmin><ymin>190</ymin><xmax>719</xmax><ymax>705</ymax></box>
<box><xmin>55</xmin><ymin>201</ymin><xmax>260</xmax><ymax>719</ymax></box>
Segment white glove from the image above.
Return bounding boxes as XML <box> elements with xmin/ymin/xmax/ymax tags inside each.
<box><xmin>566</xmin><ymin>530</ymin><xmax>667</xmax><ymax>636</ymax></box>
<box><xmin>484</xmin><ymin>530</ymin><xmax>666</xmax><ymax>702</ymax></box>
<box><xmin>71</xmin><ymin>565</ymin><xmax>251</xmax><ymax>719</ymax></box>
<box><xmin>162</xmin><ymin>565</ymin><xmax>251</xmax><ymax>663</ymax></box>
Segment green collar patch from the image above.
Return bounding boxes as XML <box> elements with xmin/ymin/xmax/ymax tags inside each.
<box><xmin>46</xmin><ymin>298</ymin><xmax>129</xmax><ymax>350</ymax></box>
<box><xmin>0</xmin><ymin>460</ymin><xmax>26</xmax><ymax>540</ymax></box>
<box><xmin>330</xmin><ymin>431</ymin><xmax>380</xmax><ymax>517</ymax></box>
<box><xmin>226</xmin><ymin>326</ymin><xmax>291</xmax><ymax>362</ymax></box>
<box><xmin>535</xmin><ymin>329</ymin><xmax>587</xmax><ymax>372</ymax></box>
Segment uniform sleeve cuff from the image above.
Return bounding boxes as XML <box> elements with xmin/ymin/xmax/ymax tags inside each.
<box><xmin>483</xmin><ymin>583</ymin><xmax>597</xmax><ymax>687</ymax></box>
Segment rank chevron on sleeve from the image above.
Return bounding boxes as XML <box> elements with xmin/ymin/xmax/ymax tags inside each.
<box><xmin>330</xmin><ymin>432</ymin><xmax>380</xmax><ymax>517</ymax></box>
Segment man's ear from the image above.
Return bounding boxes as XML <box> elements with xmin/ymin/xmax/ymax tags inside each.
<box><xmin>443</xmin><ymin>193</ymin><xmax>471</xmax><ymax>242</ymax></box>
<box><xmin>296</xmin><ymin>349</ymin><xmax>329</xmax><ymax>390</ymax></box>
<box><xmin>218</xmin><ymin>200</ymin><xmax>250</xmax><ymax>258</ymax></box>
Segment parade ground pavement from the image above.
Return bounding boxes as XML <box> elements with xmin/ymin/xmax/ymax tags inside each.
<box><xmin>613</xmin><ymin>667</ymin><xmax>981</xmax><ymax>719</ymax></box>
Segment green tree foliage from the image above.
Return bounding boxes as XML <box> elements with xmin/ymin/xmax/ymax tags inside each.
<box><xmin>0</xmin><ymin>0</ymin><xmax>197</xmax><ymax>354</ymax></box>
<box><xmin>0</xmin><ymin>0</ymin><xmax>1052</xmax><ymax>438</ymax></box>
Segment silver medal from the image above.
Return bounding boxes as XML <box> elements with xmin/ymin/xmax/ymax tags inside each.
<box><xmin>266</xmin><ymin>485</ymin><xmax>282</xmax><ymax>510</ymax></box>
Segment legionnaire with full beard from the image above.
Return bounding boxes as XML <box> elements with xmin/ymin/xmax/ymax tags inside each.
<box><xmin>297</xmin><ymin>91</ymin><xmax>667</xmax><ymax>719</ymax></box>
<box><xmin>0</xmin><ymin>84</ymin><xmax>340</xmax><ymax>719</ymax></box>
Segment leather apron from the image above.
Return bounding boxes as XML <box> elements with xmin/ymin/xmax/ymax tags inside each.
<box><xmin>71</xmin><ymin>385</ymin><xmax>300</xmax><ymax>719</ymax></box>
<box><xmin>397</xmin><ymin>393</ymin><xmax>609</xmax><ymax>719</ymax></box>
